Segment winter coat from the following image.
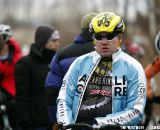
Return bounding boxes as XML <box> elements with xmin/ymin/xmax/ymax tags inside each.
<box><xmin>0</xmin><ymin>38</ymin><xmax>22</xmax><ymax>97</ymax></box>
<box><xmin>15</xmin><ymin>44</ymin><xmax>51</xmax><ymax>128</ymax></box>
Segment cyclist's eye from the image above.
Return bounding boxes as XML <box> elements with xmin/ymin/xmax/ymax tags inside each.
<box><xmin>94</xmin><ymin>35</ymin><xmax>103</xmax><ymax>40</ymax></box>
<box><xmin>106</xmin><ymin>34</ymin><xmax>116</xmax><ymax>40</ymax></box>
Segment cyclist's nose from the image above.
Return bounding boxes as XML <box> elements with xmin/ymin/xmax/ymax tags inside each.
<box><xmin>101</xmin><ymin>38</ymin><xmax>110</xmax><ymax>44</ymax></box>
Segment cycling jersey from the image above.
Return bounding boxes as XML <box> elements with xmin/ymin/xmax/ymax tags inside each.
<box><xmin>57</xmin><ymin>48</ymin><xmax>146</xmax><ymax>126</ymax></box>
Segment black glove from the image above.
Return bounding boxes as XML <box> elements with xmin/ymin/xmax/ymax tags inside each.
<box><xmin>58</xmin><ymin>122</ymin><xmax>64</xmax><ymax>130</ymax></box>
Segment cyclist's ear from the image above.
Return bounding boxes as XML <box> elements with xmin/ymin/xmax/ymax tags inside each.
<box><xmin>118</xmin><ymin>34</ymin><xmax>122</xmax><ymax>47</ymax></box>
<box><xmin>118</xmin><ymin>34</ymin><xmax>122</xmax><ymax>41</ymax></box>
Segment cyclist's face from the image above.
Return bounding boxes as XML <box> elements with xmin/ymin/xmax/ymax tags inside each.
<box><xmin>94</xmin><ymin>33</ymin><xmax>119</xmax><ymax>57</ymax></box>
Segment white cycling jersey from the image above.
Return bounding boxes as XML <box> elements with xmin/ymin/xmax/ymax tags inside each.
<box><xmin>57</xmin><ymin>48</ymin><xmax>146</xmax><ymax>127</ymax></box>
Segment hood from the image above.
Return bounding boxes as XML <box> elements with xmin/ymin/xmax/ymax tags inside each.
<box><xmin>34</xmin><ymin>26</ymin><xmax>56</xmax><ymax>49</ymax></box>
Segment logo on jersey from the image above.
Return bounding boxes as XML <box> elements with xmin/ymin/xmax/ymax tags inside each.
<box><xmin>77</xmin><ymin>74</ymin><xmax>87</xmax><ymax>93</ymax></box>
<box><xmin>138</xmin><ymin>83</ymin><xmax>145</xmax><ymax>96</ymax></box>
<box><xmin>113</xmin><ymin>75</ymin><xmax>127</xmax><ymax>96</ymax></box>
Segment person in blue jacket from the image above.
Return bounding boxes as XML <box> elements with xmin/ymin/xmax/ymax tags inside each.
<box><xmin>45</xmin><ymin>13</ymin><xmax>97</xmax><ymax>129</ymax></box>
<box><xmin>56</xmin><ymin>12</ymin><xmax>146</xmax><ymax>129</ymax></box>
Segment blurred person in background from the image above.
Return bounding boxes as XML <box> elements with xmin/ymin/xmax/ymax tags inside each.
<box><xmin>56</xmin><ymin>12</ymin><xmax>146</xmax><ymax>129</ymax></box>
<box><xmin>145</xmin><ymin>31</ymin><xmax>160</xmax><ymax>100</ymax></box>
<box><xmin>45</xmin><ymin>13</ymin><xmax>97</xmax><ymax>130</ymax></box>
<box><xmin>15</xmin><ymin>25</ymin><xmax>60</xmax><ymax>130</ymax></box>
<box><xmin>145</xmin><ymin>30</ymin><xmax>160</xmax><ymax>125</ymax></box>
<box><xmin>0</xmin><ymin>24</ymin><xmax>22</xmax><ymax>129</ymax></box>
<box><xmin>122</xmin><ymin>37</ymin><xmax>145</xmax><ymax>60</ymax></box>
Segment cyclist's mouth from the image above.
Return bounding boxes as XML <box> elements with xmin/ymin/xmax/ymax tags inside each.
<box><xmin>102</xmin><ymin>48</ymin><xmax>110</xmax><ymax>51</ymax></box>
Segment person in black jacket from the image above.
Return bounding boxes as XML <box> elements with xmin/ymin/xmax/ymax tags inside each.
<box><xmin>15</xmin><ymin>26</ymin><xmax>60</xmax><ymax>130</ymax></box>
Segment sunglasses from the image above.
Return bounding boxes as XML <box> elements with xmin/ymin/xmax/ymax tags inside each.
<box><xmin>94</xmin><ymin>33</ymin><xmax>118</xmax><ymax>41</ymax></box>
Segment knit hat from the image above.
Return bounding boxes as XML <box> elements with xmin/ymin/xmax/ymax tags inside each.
<box><xmin>48</xmin><ymin>30</ymin><xmax>60</xmax><ymax>41</ymax></box>
<box><xmin>81</xmin><ymin>13</ymin><xmax>97</xmax><ymax>29</ymax></box>
<box><xmin>34</xmin><ymin>26</ymin><xmax>59</xmax><ymax>49</ymax></box>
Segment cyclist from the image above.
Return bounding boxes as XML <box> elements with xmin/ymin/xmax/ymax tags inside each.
<box><xmin>45</xmin><ymin>13</ymin><xmax>97</xmax><ymax>130</ymax></box>
<box><xmin>0</xmin><ymin>24</ymin><xmax>22</xmax><ymax>129</ymax></box>
<box><xmin>57</xmin><ymin>12</ymin><xmax>146</xmax><ymax>129</ymax></box>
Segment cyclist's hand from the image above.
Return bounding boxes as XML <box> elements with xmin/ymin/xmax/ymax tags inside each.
<box><xmin>58</xmin><ymin>122</ymin><xmax>64</xmax><ymax>130</ymax></box>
